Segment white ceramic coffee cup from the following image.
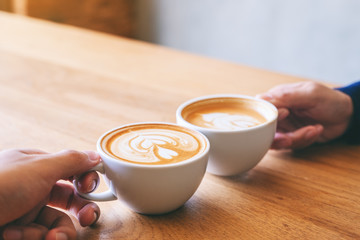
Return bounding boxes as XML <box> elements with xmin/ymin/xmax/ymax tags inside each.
<box><xmin>176</xmin><ymin>94</ymin><xmax>277</xmax><ymax>176</ymax></box>
<box><xmin>74</xmin><ymin>122</ymin><xmax>209</xmax><ymax>215</ymax></box>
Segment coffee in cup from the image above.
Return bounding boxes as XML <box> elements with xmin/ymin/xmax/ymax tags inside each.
<box><xmin>100</xmin><ymin>123</ymin><xmax>206</xmax><ymax>165</ymax></box>
<box><xmin>177</xmin><ymin>95</ymin><xmax>277</xmax><ymax>176</ymax></box>
<box><xmin>75</xmin><ymin>122</ymin><xmax>209</xmax><ymax>215</ymax></box>
<box><xmin>181</xmin><ymin>97</ymin><xmax>268</xmax><ymax>130</ymax></box>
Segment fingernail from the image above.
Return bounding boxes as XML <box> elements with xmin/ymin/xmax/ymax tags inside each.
<box><xmin>91</xmin><ymin>211</ymin><xmax>99</xmax><ymax>225</ymax></box>
<box><xmin>85</xmin><ymin>151</ymin><xmax>100</xmax><ymax>162</ymax></box>
<box><xmin>56</xmin><ymin>232</ymin><xmax>68</xmax><ymax>240</ymax></box>
<box><xmin>3</xmin><ymin>228</ymin><xmax>22</xmax><ymax>240</ymax></box>
<box><xmin>88</xmin><ymin>179</ymin><xmax>97</xmax><ymax>192</ymax></box>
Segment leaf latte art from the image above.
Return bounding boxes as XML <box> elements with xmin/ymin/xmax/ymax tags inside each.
<box><xmin>102</xmin><ymin>125</ymin><xmax>206</xmax><ymax>165</ymax></box>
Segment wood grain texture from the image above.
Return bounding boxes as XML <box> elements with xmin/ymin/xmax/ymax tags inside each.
<box><xmin>0</xmin><ymin>12</ymin><xmax>359</xmax><ymax>239</ymax></box>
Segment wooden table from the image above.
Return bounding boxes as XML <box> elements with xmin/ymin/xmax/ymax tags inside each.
<box><xmin>1</xmin><ymin>12</ymin><xmax>359</xmax><ymax>239</ymax></box>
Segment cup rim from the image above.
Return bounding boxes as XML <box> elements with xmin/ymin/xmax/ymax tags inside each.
<box><xmin>176</xmin><ymin>94</ymin><xmax>278</xmax><ymax>133</ymax></box>
<box><xmin>97</xmin><ymin>122</ymin><xmax>210</xmax><ymax>168</ymax></box>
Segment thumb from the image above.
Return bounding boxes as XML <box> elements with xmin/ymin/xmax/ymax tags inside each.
<box><xmin>259</xmin><ymin>82</ymin><xmax>317</xmax><ymax>109</ymax></box>
<box><xmin>44</xmin><ymin>150</ymin><xmax>101</xmax><ymax>181</ymax></box>
<box><xmin>258</xmin><ymin>93</ymin><xmax>290</xmax><ymax>108</ymax></box>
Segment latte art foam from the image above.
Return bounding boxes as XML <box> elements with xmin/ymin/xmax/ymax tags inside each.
<box><xmin>182</xmin><ymin>98</ymin><xmax>268</xmax><ymax>130</ymax></box>
<box><xmin>101</xmin><ymin>124</ymin><xmax>206</xmax><ymax>165</ymax></box>
<box><xmin>200</xmin><ymin>113</ymin><xmax>261</xmax><ymax>130</ymax></box>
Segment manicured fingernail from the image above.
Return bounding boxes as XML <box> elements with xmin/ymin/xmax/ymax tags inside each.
<box><xmin>3</xmin><ymin>228</ymin><xmax>22</xmax><ymax>240</ymax></box>
<box><xmin>88</xmin><ymin>180</ymin><xmax>97</xmax><ymax>192</ymax></box>
<box><xmin>56</xmin><ymin>232</ymin><xmax>68</xmax><ymax>240</ymax></box>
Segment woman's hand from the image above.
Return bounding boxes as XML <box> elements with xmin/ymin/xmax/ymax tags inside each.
<box><xmin>0</xmin><ymin>149</ymin><xmax>101</xmax><ymax>240</ymax></box>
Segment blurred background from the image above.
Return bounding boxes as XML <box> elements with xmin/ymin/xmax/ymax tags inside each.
<box><xmin>1</xmin><ymin>0</ymin><xmax>360</xmax><ymax>85</ymax></box>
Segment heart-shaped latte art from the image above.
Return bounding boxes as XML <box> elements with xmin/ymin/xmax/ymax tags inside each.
<box><xmin>109</xmin><ymin>129</ymin><xmax>201</xmax><ymax>164</ymax></box>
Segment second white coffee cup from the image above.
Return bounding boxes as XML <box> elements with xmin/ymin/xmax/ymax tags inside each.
<box><xmin>176</xmin><ymin>94</ymin><xmax>277</xmax><ymax>176</ymax></box>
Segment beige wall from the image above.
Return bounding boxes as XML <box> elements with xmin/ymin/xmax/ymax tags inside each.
<box><xmin>135</xmin><ymin>0</ymin><xmax>360</xmax><ymax>85</ymax></box>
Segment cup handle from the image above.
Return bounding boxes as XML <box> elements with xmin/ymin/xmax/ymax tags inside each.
<box><xmin>73</xmin><ymin>162</ymin><xmax>117</xmax><ymax>201</ymax></box>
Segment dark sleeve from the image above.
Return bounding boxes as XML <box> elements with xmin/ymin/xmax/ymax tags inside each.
<box><xmin>336</xmin><ymin>81</ymin><xmax>360</xmax><ymax>143</ymax></box>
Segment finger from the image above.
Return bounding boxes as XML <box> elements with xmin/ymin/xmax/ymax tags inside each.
<box><xmin>76</xmin><ymin>203</ymin><xmax>100</xmax><ymax>227</ymax></box>
<box><xmin>277</xmin><ymin>108</ymin><xmax>290</xmax><ymax>121</ymax></box>
<box><xmin>35</xmin><ymin>206</ymin><xmax>76</xmax><ymax>240</ymax></box>
<box><xmin>276</xmin><ymin>110</ymin><xmax>308</xmax><ymax>133</ymax></box>
<box><xmin>260</xmin><ymin>82</ymin><xmax>318</xmax><ymax>109</ymax></box>
<box><xmin>67</xmin><ymin>151</ymin><xmax>100</xmax><ymax>183</ymax></box>
<box><xmin>256</xmin><ymin>94</ymin><xmax>289</xmax><ymax>122</ymax></box>
<box><xmin>275</xmin><ymin>125</ymin><xmax>324</xmax><ymax>150</ymax></box>
<box><xmin>75</xmin><ymin>171</ymin><xmax>99</xmax><ymax>194</ymax></box>
<box><xmin>3</xmin><ymin>223</ymin><xmax>48</xmax><ymax>240</ymax></box>
<box><xmin>18</xmin><ymin>149</ymin><xmax>48</xmax><ymax>155</ymax></box>
<box><xmin>49</xmin><ymin>182</ymin><xmax>100</xmax><ymax>227</ymax></box>
<box><xmin>13</xmin><ymin>201</ymin><xmax>47</xmax><ymax>226</ymax></box>
<box><xmin>46</xmin><ymin>228</ymin><xmax>75</xmax><ymax>240</ymax></box>
<box><xmin>44</xmin><ymin>150</ymin><xmax>101</xmax><ymax>181</ymax></box>
<box><xmin>271</xmin><ymin>133</ymin><xmax>293</xmax><ymax>149</ymax></box>
<box><xmin>290</xmin><ymin>125</ymin><xmax>324</xmax><ymax>149</ymax></box>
